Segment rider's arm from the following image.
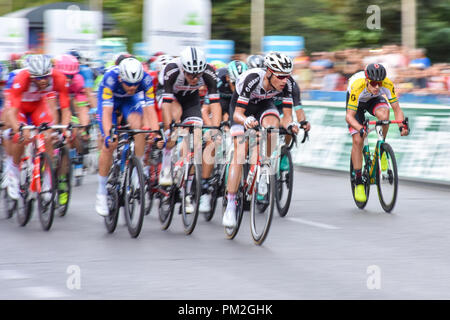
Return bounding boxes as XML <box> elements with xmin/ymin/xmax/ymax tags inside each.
<box><xmin>53</xmin><ymin>71</ymin><xmax>71</xmax><ymax>125</ymax></box>
<box><xmin>382</xmin><ymin>78</ymin><xmax>404</xmax><ymax>130</ymax></box>
<box><xmin>234</xmin><ymin>72</ymin><xmax>260</xmax><ymax>126</ymax></box>
<box><xmin>141</xmin><ymin>74</ymin><xmax>159</xmax><ymax>130</ymax></box>
<box><xmin>203</xmin><ymin>65</ymin><xmax>221</xmax><ymax>127</ymax></box>
<box><xmin>8</xmin><ymin>70</ymin><xmax>28</xmax><ymax>132</ymax></box>
<box><xmin>345</xmin><ymin>108</ymin><xmax>364</xmax><ymax>132</ymax></box>
<box><xmin>345</xmin><ymin>79</ymin><xmax>365</xmax><ymax>132</ymax></box>
<box><xmin>161</xmin><ymin>63</ymin><xmax>179</xmax><ymax>130</ymax></box>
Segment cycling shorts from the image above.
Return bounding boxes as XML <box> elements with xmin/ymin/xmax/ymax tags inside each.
<box><xmin>16</xmin><ymin>100</ymin><xmax>53</xmax><ymax>126</ymax></box>
<box><xmin>346</xmin><ymin>93</ymin><xmax>389</xmax><ymax>135</ymax></box>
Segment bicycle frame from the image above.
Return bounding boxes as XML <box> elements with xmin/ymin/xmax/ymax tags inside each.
<box><xmin>363</xmin><ymin>119</ymin><xmax>404</xmax><ymax>185</ymax></box>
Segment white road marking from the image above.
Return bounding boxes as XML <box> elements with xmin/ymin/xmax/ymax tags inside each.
<box><xmin>287</xmin><ymin>217</ymin><xmax>340</xmax><ymax>230</ymax></box>
<box><xmin>19</xmin><ymin>286</ymin><xmax>69</xmax><ymax>299</ymax></box>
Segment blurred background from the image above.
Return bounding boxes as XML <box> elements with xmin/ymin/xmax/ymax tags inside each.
<box><xmin>0</xmin><ymin>0</ymin><xmax>449</xmax><ymax>182</ymax></box>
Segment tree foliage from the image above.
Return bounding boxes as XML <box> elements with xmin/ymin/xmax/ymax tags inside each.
<box><xmin>4</xmin><ymin>0</ymin><xmax>449</xmax><ymax>62</ymax></box>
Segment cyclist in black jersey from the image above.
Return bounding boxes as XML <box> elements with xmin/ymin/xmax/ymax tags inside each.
<box><xmin>222</xmin><ymin>52</ymin><xmax>300</xmax><ymax>228</ymax></box>
<box><xmin>158</xmin><ymin>47</ymin><xmax>222</xmax><ymax>213</ymax></box>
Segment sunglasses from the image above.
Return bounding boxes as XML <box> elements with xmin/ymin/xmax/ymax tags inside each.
<box><xmin>184</xmin><ymin>72</ymin><xmax>203</xmax><ymax>79</ymax></box>
<box><xmin>369</xmin><ymin>80</ymin><xmax>383</xmax><ymax>87</ymax></box>
<box><xmin>271</xmin><ymin>72</ymin><xmax>290</xmax><ymax>80</ymax></box>
<box><xmin>32</xmin><ymin>75</ymin><xmax>49</xmax><ymax>80</ymax></box>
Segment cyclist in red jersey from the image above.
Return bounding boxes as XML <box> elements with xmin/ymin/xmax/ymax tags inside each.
<box><xmin>5</xmin><ymin>54</ymin><xmax>71</xmax><ymax>200</ymax></box>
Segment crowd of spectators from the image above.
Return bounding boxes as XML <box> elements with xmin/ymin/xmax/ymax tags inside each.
<box><xmin>291</xmin><ymin>44</ymin><xmax>450</xmax><ymax>96</ymax></box>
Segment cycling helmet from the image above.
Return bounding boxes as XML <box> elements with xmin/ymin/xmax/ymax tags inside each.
<box><xmin>180</xmin><ymin>46</ymin><xmax>207</xmax><ymax>74</ymax></box>
<box><xmin>364</xmin><ymin>63</ymin><xmax>386</xmax><ymax>81</ymax></box>
<box><xmin>246</xmin><ymin>55</ymin><xmax>264</xmax><ymax>69</ymax></box>
<box><xmin>227</xmin><ymin>60</ymin><xmax>248</xmax><ymax>83</ymax></box>
<box><xmin>67</xmin><ymin>49</ymin><xmax>81</xmax><ymax>61</ymax></box>
<box><xmin>115</xmin><ymin>52</ymin><xmax>133</xmax><ymax>66</ymax></box>
<box><xmin>119</xmin><ymin>57</ymin><xmax>144</xmax><ymax>84</ymax></box>
<box><xmin>264</xmin><ymin>52</ymin><xmax>293</xmax><ymax>74</ymax></box>
<box><xmin>154</xmin><ymin>55</ymin><xmax>173</xmax><ymax>72</ymax></box>
<box><xmin>55</xmin><ymin>54</ymin><xmax>79</xmax><ymax>75</ymax></box>
<box><xmin>27</xmin><ymin>54</ymin><xmax>53</xmax><ymax>77</ymax></box>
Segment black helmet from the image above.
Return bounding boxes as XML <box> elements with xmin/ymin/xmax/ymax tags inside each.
<box><xmin>364</xmin><ymin>63</ymin><xmax>386</xmax><ymax>81</ymax></box>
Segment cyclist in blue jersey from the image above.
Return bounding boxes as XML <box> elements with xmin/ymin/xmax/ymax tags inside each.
<box><xmin>95</xmin><ymin>57</ymin><xmax>160</xmax><ymax>216</ymax></box>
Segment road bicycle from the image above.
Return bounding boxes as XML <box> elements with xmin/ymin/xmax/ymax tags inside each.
<box><xmin>103</xmin><ymin>125</ymin><xmax>154</xmax><ymax>238</ymax></box>
<box><xmin>350</xmin><ymin>118</ymin><xmax>408</xmax><ymax>212</ymax></box>
<box><xmin>12</xmin><ymin>123</ymin><xmax>67</xmax><ymax>230</ymax></box>
<box><xmin>158</xmin><ymin>122</ymin><xmax>202</xmax><ymax>235</ymax></box>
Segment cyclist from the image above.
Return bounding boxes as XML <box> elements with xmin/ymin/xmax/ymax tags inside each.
<box><xmin>274</xmin><ymin>75</ymin><xmax>311</xmax><ymax>170</ymax></box>
<box><xmin>246</xmin><ymin>54</ymin><xmax>264</xmax><ymax>69</ymax></box>
<box><xmin>95</xmin><ymin>57</ymin><xmax>160</xmax><ymax>216</ymax></box>
<box><xmin>67</xmin><ymin>49</ymin><xmax>97</xmax><ymax>110</ymax></box>
<box><xmin>346</xmin><ymin>63</ymin><xmax>409</xmax><ymax>203</ymax></box>
<box><xmin>223</xmin><ymin>52</ymin><xmax>299</xmax><ymax>228</ymax></box>
<box><xmin>5</xmin><ymin>54</ymin><xmax>71</xmax><ymax>200</ymax></box>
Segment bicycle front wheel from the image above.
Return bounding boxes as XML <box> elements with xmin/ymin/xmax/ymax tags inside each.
<box><xmin>181</xmin><ymin>163</ymin><xmax>201</xmax><ymax>235</ymax></box>
<box><xmin>376</xmin><ymin>143</ymin><xmax>398</xmax><ymax>213</ymax></box>
<box><xmin>124</xmin><ymin>155</ymin><xmax>146</xmax><ymax>238</ymax></box>
<box><xmin>276</xmin><ymin>147</ymin><xmax>294</xmax><ymax>217</ymax></box>
<box><xmin>55</xmin><ymin>146</ymin><xmax>72</xmax><ymax>217</ymax></box>
<box><xmin>37</xmin><ymin>152</ymin><xmax>56</xmax><ymax>231</ymax></box>
<box><xmin>223</xmin><ymin>167</ymin><xmax>245</xmax><ymax>240</ymax></box>
<box><xmin>250</xmin><ymin>165</ymin><xmax>275</xmax><ymax>245</ymax></box>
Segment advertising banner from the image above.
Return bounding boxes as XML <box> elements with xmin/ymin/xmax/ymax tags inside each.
<box><xmin>0</xmin><ymin>17</ymin><xmax>28</xmax><ymax>60</ymax></box>
<box><xmin>44</xmin><ymin>8</ymin><xmax>102</xmax><ymax>58</ymax></box>
<box><xmin>294</xmin><ymin>100</ymin><xmax>450</xmax><ymax>184</ymax></box>
<box><xmin>143</xmin><ymin>0</ymin><xmax>211</xmax><ymax>55</ymax></box>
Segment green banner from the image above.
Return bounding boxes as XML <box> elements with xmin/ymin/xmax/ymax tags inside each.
<box><xmin>293</xmin><ymin>101</ymin><xmax>450</xmax><ymax>184</ymax></box>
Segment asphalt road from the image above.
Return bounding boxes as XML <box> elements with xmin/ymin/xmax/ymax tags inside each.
<box><xmin>1</xmin><ymin>167</ymin><xmax>450</xmax><ymax>300</ymax></box>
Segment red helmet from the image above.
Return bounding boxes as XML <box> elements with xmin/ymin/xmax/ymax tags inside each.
<box><xmin>10</xmin><ymin>53</ymin><xmax>23</xmax><ymax>62</ymax></box>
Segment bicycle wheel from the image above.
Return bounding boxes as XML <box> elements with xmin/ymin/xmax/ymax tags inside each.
<box><xmin>181</xmin><ymin>163</ymin><xmax>201</xmax><ymax>235</ymax></box>
<box><xmin>203</xmin><ymin>165</ymin><xmax>221</xmax><ymax>222</ymax></box>
<box><xmin>37</xmin><ymin>152</ymin><xmax>56</xmax><ymax>231</ymax></box>
<box><xmin>158</xmin><ymin>186</ymin><xmax>176</xmax><ymax>230</ymax></box>
<box><xmin>223</xmin><ymin>170</ymin><xmax>245</xmax><ymax>240</ymax></box>
<box><xmin>350</xmin><ymin>156</ymin><xmax>370</xmax><ymax>209</ymax></box>
<box><xmin>376</xmin><ymin>143</ymin><xmax>398</xmax><ymax>213</ymax></box>
<box><xmin>276</xmin><ymin>147</ymin><xmax>294</xmax><ymax>217</ymax></box>
<box><xmin>104</xmin><ymin>165</ymin><xmax>120</xmax><ymax>233</ymax></box>
<box><xmin>250</xmin><ymin>165</ymin><xmax>275</xmax><ymax>245</ymax></box>
<box><xmin>56</xmin><ymin>146</ymin><xmax>72</xmax><ymax>217</ymax></box>
<box><xmin>124</xmin><ymin>154</ymin><xmax>146</xmax><ymax>238</ymax></box>
<box><xmin>2</xmin><ymin>188</ymin><xmax>15</xmax><ymax>219</ymax></box>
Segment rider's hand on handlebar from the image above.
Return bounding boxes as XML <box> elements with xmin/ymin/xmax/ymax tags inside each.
<box><xmin>244</xmin><ymin>116</ymin><xmax>258</xmax><ymax>130</ymax></box>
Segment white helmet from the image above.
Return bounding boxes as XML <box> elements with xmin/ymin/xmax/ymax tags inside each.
<box><xmin>27</xmin><ymin>54</ymin><xmax>52</xmax><ymax>77</ymax></box>
<box><xmin>264</xmin><ymin>52</ymin><xmax>293</xmax><ymax>74</ymax></box>
<box><xmin>155</xmin><ymin>55</ymin><xmax>173</xmax><ymax>72</ymax></box>
<box><xmin>180</xmin><ymin>46</ymin><xmax>207</xmax><ymax>74</ymax></box>
<box><xmin>119</xmin><ymin>57</ymin><xmax>144</xmax><ymax>84</ymax></box>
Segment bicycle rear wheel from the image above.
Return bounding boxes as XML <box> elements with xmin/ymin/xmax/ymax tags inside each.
<box><xmin>181</xmin><ymin>163</ymin><xmax>201</xmax><ymax>235</ymax></box>
<box><xmin>37</xmin><ymin>152</ymin><xmax>56</xmax><ymax>231</ymax></box>
<box><xmin>350</xmin><ymin>156</ymin><xmax>370</xmax><ymax>209</ymax></box>
<box><xmin>376</xmin><ymin>143</ymin><xmax>398</xmax><ymax>213</ymax></box>
<box><xmin>55</xmin><ymin>146</ymin><xmax>72</xmax><ymax>217</ymax></box>
<box><xmin>250</xmin><ymin>165</ymin><xmax>275</xmax><ymax>245</ymax></box>
<box><xmin>276</xmin><ymin>147</ymin><xmax>294</xmax><ymax>217</ymax></box>
<box><xmin>124</xmin><ymin>155</ymin><xmax>146</xmax><ymax>238</ymax></box>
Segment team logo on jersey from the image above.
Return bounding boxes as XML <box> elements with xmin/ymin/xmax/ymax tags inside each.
<box><xmin>145</xmin><ymin>86</ymin><xmax>155</xmax><ymax>99</ymax></box>
<box><xmin>102</xmin><ymin>87</ymin><xmax>113</xmax><ymax>100</ymax></box>
<box><xmin>351</xmin><ymin>94</ymin><xmax>356</xmax><ymax>102</ymax></box>
<box><xmin>106</xmin><ymin>76</ymin><xmax>115</xmax><ymax>87</ymax></box>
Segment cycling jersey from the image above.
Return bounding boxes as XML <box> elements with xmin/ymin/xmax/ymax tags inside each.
<box><xmin>98</xmin><ymin>66</ymin><xmax>155</xmax><ymax>109</ymax></box>
<box><xmin>79</xmin><ymin>64</ymin><xmax>94</xmax><ymax>89</ymax></box>
<box><xmin>97</xmin><ymin>66</ymin><xmax>155</xmax><ymax>136</ymax></box>
<box><xmin>10</xmin><ymin>69</ymin><xmax>70</xmax><ymax>110</ymax></box>
<box><xmin>68</xmin><ymin>73</ymin><xmax>88</xmax><ymax>107</ymax></box>
<box><xmin>346</xmin><ymin>71</ymin><xmax>398</xmax><ymax>111</ymax></box>
<box><xmin>161</xmin><ymin>57</ymin><xmax>220</xmax><ymax>104</ymax></box>
<box><xmin>235</xmin><ymin>68</ymin><xmax>293</xmax><ymax>110</ymax></box>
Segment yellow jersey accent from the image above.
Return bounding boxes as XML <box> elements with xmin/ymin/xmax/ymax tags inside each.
<box><xmin>102</xmin><ymin>87</ymin><xmax>113</xmax><ymax>100</ymax></box>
